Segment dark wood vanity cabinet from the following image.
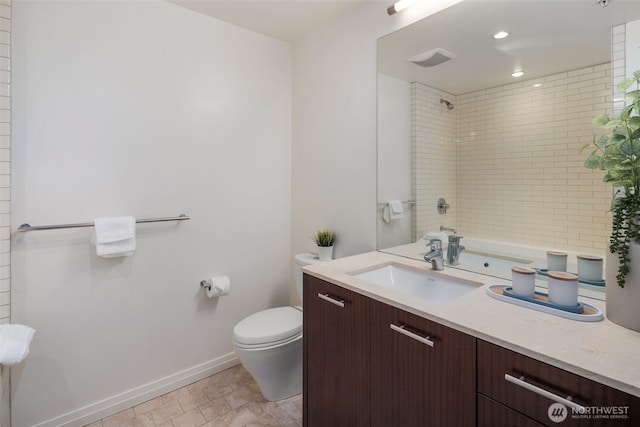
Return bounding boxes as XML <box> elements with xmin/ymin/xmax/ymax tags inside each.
<box><xmin>303</xmin><ymin>274</ymin><xmax>475</xmax><ymax>426</ymax></box>
<box><xmin>303</xmin><ymin>274</ymin><xmax>640</xmax><ymax>427</ymax></box>
<box><xmin>370</xmin><ymin>299</ymin><xmax>476</xmax><ymax>427</ymax></box>
<box><xmin>478</xmin><ymin>394</ymin><xmax>546</xmax><ymax>427</ymax></box>
<box><xmin>477</xmin><ymin>340</ymin><xmax>640</xmax><ymax>426</ymax></box>
<box><xmin>303</xmin><ymin>274</ymin><xmax>370</xmax><ymax>427</ymax></box>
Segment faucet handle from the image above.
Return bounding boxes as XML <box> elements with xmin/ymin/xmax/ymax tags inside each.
<box><xmin>428</xmin><ymin>238</ymin><xmax>442</xmax><ymax>250</ymax></box>
<box><xmin>448</xmin><ymin>235</ymin><xmax>463</xmax><ymax>243</ymax></box>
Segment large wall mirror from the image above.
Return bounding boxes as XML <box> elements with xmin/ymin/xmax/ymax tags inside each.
<box><xmin>376</xmin><ymin>0</ymin><xmax>640</xmax><ymax>298</ymax></box>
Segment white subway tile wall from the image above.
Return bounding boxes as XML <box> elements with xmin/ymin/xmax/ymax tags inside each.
<box><xmin>612</xmin><ymin>24</ymin><xmax>626</xmax><ymax>115</ymax></box>
<box><xmin>411</xmin><ymin>84</ymin><xmax>457</xmax><ymax>241</ymax></box>
<box><xmin>0</xmin><ymin>1</ymin><xmax>9</xmax><ymax>425</ymax></box>
<box><xmin>412</xmin><ymin>63</ymin><xmax>613</xmax><ymax>254</ymax></box>
<box><xmin>0</xmin><ymin>0</ymin><xmax>9</xmax><ymax>324</ymax></box>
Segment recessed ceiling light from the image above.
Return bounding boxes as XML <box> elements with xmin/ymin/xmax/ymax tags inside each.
<box><xmin>511</xmin><ymin>71</ymin><xmax>524</xmax><ymax>77</ymax></box>
<box><xmin>494</xmin><ymin>31</ymin><xmax>509</xmax><ymax>39</ymax></box>
<box><xmin>533</xmin><ymin>83</ymin><xmax>543</xmax><ymax>87</ymax></box>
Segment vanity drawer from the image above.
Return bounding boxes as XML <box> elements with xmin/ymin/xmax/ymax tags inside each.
<box><xmin>478</xmin><ymin>340</ymin><xmax>640</xmax><ymax>426</ymax></box>
<box><xmin>478</xmin><ymin>394</ymin><xmax>544</xmax><ymax>427</ymax></box>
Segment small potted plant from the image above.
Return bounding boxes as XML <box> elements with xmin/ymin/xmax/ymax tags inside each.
<box><xmin>312</xmin><ymin>229</ymin><xmax>336</xmax><ymax>262</ymax></box>
<box><xmin>583</xmin><ymin>69</ymin><xmax>640</xmax><ymax>331</ymax></box>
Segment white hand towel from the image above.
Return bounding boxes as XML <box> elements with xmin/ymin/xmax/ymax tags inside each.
<box><xmin>382</xmin><ymin>205</ymin><xmax>390</xmax><ymax>222</ymax></box>
<box><xmin>94</xmin><ymin>216</ymin><xmax>136</xmax><ymax>258</ymax></box>
<box><xmin>0</xmin><ymin>324</ymin><xmax>35</xmax><ymax>366</ymax></box>
<box><xmin>388</xmin><ymin>200</ymin><xmax>404</xmax><ymax>220</ymax></box>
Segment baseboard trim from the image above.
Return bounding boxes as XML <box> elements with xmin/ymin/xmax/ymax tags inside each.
<box><xmin>33</xmin><ymin>353</ymin><xmax>239</xmax><ymax>427</ymax></box>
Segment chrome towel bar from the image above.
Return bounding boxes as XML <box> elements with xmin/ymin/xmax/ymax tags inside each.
<box><xmin>376</xmin><ymin>200</ymin><xmax>414</xmax><ymax>207</ymax></box>
<box><xmin>18</xmin><ymin>214</ymin><xmax>190</xmax><ymax>232</ymax></box>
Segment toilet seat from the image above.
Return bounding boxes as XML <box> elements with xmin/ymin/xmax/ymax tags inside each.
<box><xmin>233</xmin><ymin>306</ymin><xmax>302</xmax><ymax>349</ymax></box>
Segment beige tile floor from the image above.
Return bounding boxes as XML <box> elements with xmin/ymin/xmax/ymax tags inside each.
<box><xmin>85</xmin><ymin>365</ymin><xmax>302</xmax><ymax>427</ymax></box>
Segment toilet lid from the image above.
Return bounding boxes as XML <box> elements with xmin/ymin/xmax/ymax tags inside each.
<box><xmin>233</xmin><ymin>306</ymin><xmax>302</xmax><ymax>346</ymax></box>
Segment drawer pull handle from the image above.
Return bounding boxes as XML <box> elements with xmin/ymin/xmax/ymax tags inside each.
<box><xmin>390</xmin><ymin>324</ymin><xmax>434</xmax><ymax>347</ymax></box>
<box><xmin>504</xmin><ymin>373</ymin><xmax>586</xmax><ymax>413</ymax></box>
<box><xmin>317</xmin><ymin>293</ymin><xmax>345</xmax><ymax>308</ymax></box>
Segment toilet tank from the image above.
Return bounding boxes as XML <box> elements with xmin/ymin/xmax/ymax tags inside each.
<box><xmin>294</xmin><ymin>253</ymin><xmax>321</xmax><ymax>304</ymax></box>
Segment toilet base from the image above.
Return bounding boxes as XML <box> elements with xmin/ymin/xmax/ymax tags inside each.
<box><xmin>234</xmin><ymin>335</ymin><xmax>302</xmax><ymax>401</ymax></box>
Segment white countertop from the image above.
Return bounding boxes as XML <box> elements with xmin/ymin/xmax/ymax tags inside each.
<box><xmin>302</xmin><ymin>251</ymin><xmax>640</xmax><ymax>398</ymax></box>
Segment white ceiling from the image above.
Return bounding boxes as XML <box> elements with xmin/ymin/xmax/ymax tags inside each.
<box><xmin>378</xmin><ymin>0</ymin><xmax>640</xmax><ymax>94</ymax></box>
<box><xmin>169</xmin><ymin>0</ymin><xmax>369</xmax><ymax>42</ymax></box>
<box><xmin>168</xmin><ymin>0</ymin><xmax>640</xmax><ymax>94</ymax></box>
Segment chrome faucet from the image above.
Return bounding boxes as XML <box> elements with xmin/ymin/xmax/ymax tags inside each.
<box><xmin>424</xmin><ymin>239</ymin><xmax>444</xmax><ymax>271</ymax></box>
<box><xmin>446</xmin><ymin>235</ymin><xmax>465</xmax><ymax>266</ymax></box>
<box><xmin>440</xmin><ymin>225</ymin><xmax>457</xmax><ymax>234</ymax></box>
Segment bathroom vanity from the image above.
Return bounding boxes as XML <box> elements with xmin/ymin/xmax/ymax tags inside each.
<box><xmin>302</xmin><ymin>252</ymin><xmax>640</xmax><ymax>427</ymax></box>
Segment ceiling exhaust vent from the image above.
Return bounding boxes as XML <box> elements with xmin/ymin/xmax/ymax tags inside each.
<box><xmin>408</xmin><ymin>48</ymin><xmax>456</xmax><ymax>67</ymax></box>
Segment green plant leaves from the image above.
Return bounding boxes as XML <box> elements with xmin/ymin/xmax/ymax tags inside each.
<box><xmin>620</xmin><ymin>140</ymin><xmax>633</xmax><ymax>155</ymax></box>
<box><xmin>312</xmin><ymin>229</ymin><xmax>336</xmax><ymax>247</ymax></box>
<box><xmin>609</xmin><ymin>195</ymin><xmax>640</xmax><ymax>288</ymax></box>
<box><xmin>626</xmin><ymin>90</ymin><xmax>640</xmax><ymax>102</ymax></box>
<box><xmin>611</xmin><ymin>133</ymin><xmax>627</xmax><ymax>143</ymax></box>
<box><xmin>584</xmin><ymin>151</ymin><xmax>601</xmax><ymax>169</ymax></box>
<box><xmin>617</xmin><ymin>77</ymin><xmax>636</xmax><ymax>93</ymax></box>
<box><xmin>592</xmin><ymin>114</ymin><xmax>625</xmax><ymax>129</ymax></box>
<box><xmin>588</xmin><ymin>69</ymin><xmax>640</xmax><ymax>287</ymax></box>
<box><xmin>592</xmin><ymin>114</ymin><xmax>610</xmax><ymax>127</ymax></box>
<box><xmin>593</xmin><ymin>134</ymin><xmax>620</xmax><ymax>150</ymax></box>
<box><xmin>604</xmin><ymin>119</ymin><xmax>622</xmax><ymax>129</ymax></box>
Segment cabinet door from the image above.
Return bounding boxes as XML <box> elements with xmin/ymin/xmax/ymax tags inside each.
<box><xmin>478</xmin><ymin>394</ymin><xmax>545</xmax><ymax>427</ymax></box>
<box><xmin>478</xmin><ymin>339</ymin><xmax>640</xmax><ymax>426</ymax></box>
<box><xmin>370</xmin><ymin>299</ymin><xmax>476</xmax><ymax>427</ymax></box>
<box><xmin>303</xmin><ymin>275</ymin><xmax>370</xmax><ymax>427</ymax></box>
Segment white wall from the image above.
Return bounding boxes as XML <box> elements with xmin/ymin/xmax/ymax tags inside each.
<box><xmin>291</xmin><ymin>0</ymin><xmax>462</xmax><ymax>264</ymax></box>
<box><xmin>11</xmin><ymin>1</ymin><xmax>291</xmax><ymax>425</ymax></box>
<box><xmin>377</xmin><ymin>74</ymin><xmax>411</xmax><ymax>249</ymax></box>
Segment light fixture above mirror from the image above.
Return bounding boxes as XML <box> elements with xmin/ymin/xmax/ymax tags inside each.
<box><xmin>387</xmin><ymin>0</ymin><xmax>417</xmax><ymax>16</ymax></box>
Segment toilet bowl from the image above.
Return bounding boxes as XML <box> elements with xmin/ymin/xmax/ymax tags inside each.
<box><xmin>233</xmin><ymin>306</ymin><xmax>303</xmax><ymax>401</ymax></box>
<box><xmin>232</xmin><ymin>252</ymin><xmax>320</xmax><ymax>401</ymax></box>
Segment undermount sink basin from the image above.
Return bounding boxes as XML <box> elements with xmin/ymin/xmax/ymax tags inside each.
<box><xmin>454</xmin><ymin>250</ymin><xmax>533</xmax><ymax>275</ymax></box>
<box><xmin>352</xmin><ymin>264</ymin><xmax>479</xmax><ymax>303</ymax></box>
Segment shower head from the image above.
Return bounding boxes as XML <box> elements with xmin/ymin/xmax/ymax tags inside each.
<box><xmin>440</xmin><ymin>98</ymin><xmax>454</xmax><ymax>110</ymax></box>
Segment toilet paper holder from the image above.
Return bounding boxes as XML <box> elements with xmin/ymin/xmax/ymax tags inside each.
<box><xmin>200</xmin><ymin>276</ymin><xmax>231</xmax><ymax>298</ymax></box>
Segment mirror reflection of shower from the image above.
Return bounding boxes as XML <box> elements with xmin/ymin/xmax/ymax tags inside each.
<box><xmin>440</xmin><ymin>98</ymin><xmax>454</xmax><ymax>110</ymax></box>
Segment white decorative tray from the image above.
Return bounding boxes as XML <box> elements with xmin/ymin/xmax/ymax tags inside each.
<box><xmin>486</xmin><ymin>284</ymin><xmax>603</xmax><ymax>322</ymax></box>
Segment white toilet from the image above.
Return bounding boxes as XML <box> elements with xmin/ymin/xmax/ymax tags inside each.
<box><xmin>232</xmin><ymin>252</ymin><xmax>320</xmax><ymax>401</ymax></box>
